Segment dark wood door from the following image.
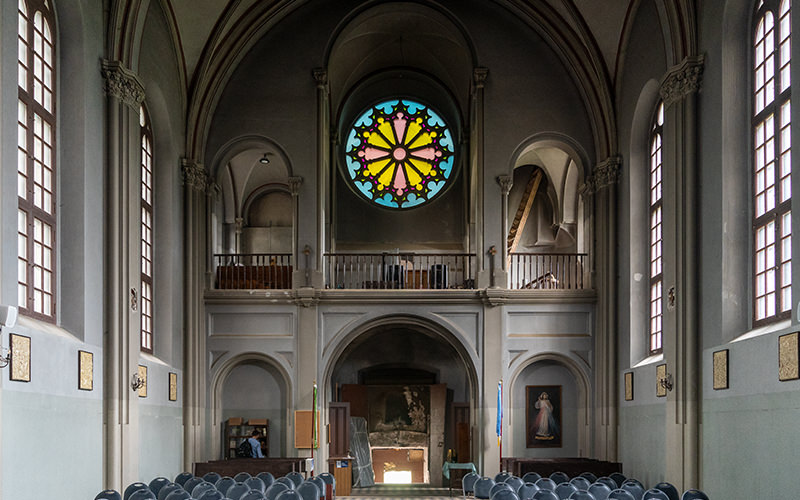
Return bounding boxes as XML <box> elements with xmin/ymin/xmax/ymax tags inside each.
<box><xmin>328</xmin><ymin>402</ymin><xmax>351</xmax><ymax>458</ymax></box>
<box><xmin>341</xmin><ymin>384</ymin><xmax>368</xmax><ymax>418</ymax></box>
<box><xmin>453</xmin><ymin>403</ymin><xmax>470</xmax><ymax>462</ymax></box>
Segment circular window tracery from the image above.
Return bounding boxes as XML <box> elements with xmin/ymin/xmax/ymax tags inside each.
<box><xmin>345</xmin><ymin>99</ymin><xmax>455</xmax><ymax>209</ymax></box>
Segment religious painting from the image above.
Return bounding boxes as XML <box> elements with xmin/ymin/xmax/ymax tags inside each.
<box><xmin>778</xmin><ymin>332</ymin><xmax>799</xmax><ymax>381</ymax></box>
<box><xmin>713</xmin><ymin>349</ymin><xmax>729</xmax><ymax>390</ymax></box>
<box><xmin>624</xmin><ymin>372</ymin><xmax>634</xmax><ymax>401</ymax></box>
<box><xmin>78</xmin><ymin>350</ymin><xmax>93</xmax><ymax>391</ymax></box>
<box><xmin>526</xmin><ymin>385</ymin><xmax>562</xmax><ymax>448</ymax></box>
<box><xmin>10</xmin><ymin>334</ymin><xmax>31</xmax><ymax>382</ymax></box>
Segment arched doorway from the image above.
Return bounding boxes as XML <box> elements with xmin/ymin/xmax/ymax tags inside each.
<box><xmin>324</xmin><ymin>316</ymin><xmax>478</xmax><ymax>486</ymax></box>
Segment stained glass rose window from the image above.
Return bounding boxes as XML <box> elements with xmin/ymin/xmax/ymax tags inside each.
<box><xmin>345</xmin><ymin>99</ymin><xmax>455</xmax><ymax>208</ymax></box>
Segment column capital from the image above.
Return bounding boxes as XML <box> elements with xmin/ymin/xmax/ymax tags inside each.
<box><xmin>496</xmin><ymin>175</ymin><xmax>513</xmax><ymax>195</ymax></box>
<box><xmin>288</xmin><ymin>176</ymin><xmax>303</xmax><ymax>196</ymax></box>
<box><xmin>587</xmin><ymin>155</ymin><xmax>622</xmax><ymax>193</ymax></box>
<box><xmin>659</xmin><ymin>55</ymin><xmax>705</xmax><ymax>107</ymax></box>
<box><xmin>313</xmin><ymin>68</ymin><xmax>329</xmax><ymax>92</ymax></box>
<box><xmin>472</xmin><ymin>67</ymin><xmax>489</xmax><ymax>93</ymax></box>
<box><xmin>101</xmin><ymin>59</ymin><xmax>145</xmax><ymax>109</ymax></box>
<box><xmin>181</xmin><ymin>158</ymin><xmax>209</xmax><ymax>192</ymax></box>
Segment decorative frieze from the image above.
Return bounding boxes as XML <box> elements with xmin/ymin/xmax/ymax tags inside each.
<box><xmin>181</xmin><ymin>158</ymin><xmax>209</xmax><ymax>192</ymax></box>
<box><xmin>659</xmin><ymin>55</ymin><xmax>704</xmax><ymax>107</ymax></box>
<box><xmin>101</xmin><ymin>60</ymin><xmax>145</xmax><ymax>109</ymax></box>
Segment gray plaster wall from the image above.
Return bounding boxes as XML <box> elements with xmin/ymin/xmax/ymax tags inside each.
<box><xmin>138</xmin><ymin>359</ymin><xmax>183</xmax><ymax>481</ymax></box>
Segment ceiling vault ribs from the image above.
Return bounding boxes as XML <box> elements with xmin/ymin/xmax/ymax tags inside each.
<box><xmin>507</xmin><ymin>169</ymin><xmax>543</xmax><ymax>255</ymax></box>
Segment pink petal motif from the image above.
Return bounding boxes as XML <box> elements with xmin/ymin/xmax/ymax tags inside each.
<box><xmin>393</xmin><ymin>112</ymin><xmax>408</xmax><ymax>145</ymax></box>
<box><xmin>412</xmin><ymin>147</ymin><xmax>437</xmax><ymax>160</ymax></box>
<box><xmin>359</xmin><ymin>147</ymin><xmax>390</xmax><ymax>161</ymax></box>
<box><xmin>394</xmin><ymin>163</ymin><xmax>408</xmax><ymax>194</ymax></box>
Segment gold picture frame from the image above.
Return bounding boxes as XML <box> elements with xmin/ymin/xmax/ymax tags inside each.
<box><xmin>656</xmin><ymin>363</ymin><xmax>667</xmax><ymax>397</ymax></box>
<box><xmin>169</xmin><ymin>372</ymin><xmax>177</xmax><ymax>401</ymax></box>
<box><xmin>778</xmin><ymin>332</ymin><xmax>799</xmax><ymax>381</ymax></box>
<box><xmin>624</xmin><ymin>372</ymin><xmax>634</xmax><ymax>401</ymax></box>
<box><xmin>10</xmin><ymin>334</ymin><xmax>31</xmax><ymax>382</ymax></box>
<box><xmin>78</xmin><ymin>350</ymin><xmax>93</xmax><ymax>391</ymax></box>
<box><xmin>713</xmin><ymin>349</ymin><xmax>729</xmax><ymax>390</ymax></box>
<box><xmin>138</xmin><ymin>365</ymin><xmax>148</xmax><ymax>398</ymax></box>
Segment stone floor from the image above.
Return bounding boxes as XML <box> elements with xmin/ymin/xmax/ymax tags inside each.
<box><xmin>343</xmin><ymin>484</ymin><xmax>460</xmax><ymax>499</ymax></box>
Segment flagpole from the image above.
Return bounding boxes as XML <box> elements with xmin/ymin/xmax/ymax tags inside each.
<box><xmin>311</xmin><ymin>380</ymin><xmax>317</xmax><ymax>477</ymax></box>
<box><xmin>497</xmin><ymin>379</ymin><xmax>503</xmax><ymax>473</ymax></box>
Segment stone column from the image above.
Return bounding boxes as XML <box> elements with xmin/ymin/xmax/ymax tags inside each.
<box><xmin>313</xmin><ymin>69</ymin><xmax>329</xmax><ymax>288</ymax></box>
<box><xmin>659</xmin><ymin>55</ymin><xmax>704</xmax><ymax>491</ymax></box>
<box><xmin>289</xmin><ymin>176</ymin><xmax>303</xmax><ymax>287</ymax></box>
<box><xmin>101</xmin><ymin>59</ymin><xmax>145</xmax><ymax>491</ymax></box>
<box><xmin>589</xmin><ymin>156</ymin><xmax>621</xmax><ymax>462</ymax></box>
<box><xmin>497</xmin><ymin>175</ymin><xmax>513</xmax><ymax>273</ymax></box>
<box><xmin>472</xmin><ymin>68</ymin><xmax>488</xmax><ymax>286</ymax></box>
<box><xmin>182</xmin><ymin>158</ymin><xmax>209</xmax><ymax>469</ymax></box>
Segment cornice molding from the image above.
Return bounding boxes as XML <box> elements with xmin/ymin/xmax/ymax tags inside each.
<box><xmin>659</xmin><ymin>55</ymin><xmax>705</xmax><ymax>107</ymax></box>
<box><xmin>101</xmin><ymin>59</ymin><xmax>145</xmax><ymax>109</ymax></box>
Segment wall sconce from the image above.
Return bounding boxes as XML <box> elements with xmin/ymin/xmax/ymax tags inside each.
<box><xmin>0</xmin><ymin>305</ymin><xmax>19</xmax><ymax>369</ymax></box>
<box><xmin>658</xmin><ymin>372</ymin><xmax>674</xmax><ymax>392</ymax></box>
<box><xmin>131</xmin><ymin>372</ymin><xmax>146</xmax><ymax>391</ymax></box>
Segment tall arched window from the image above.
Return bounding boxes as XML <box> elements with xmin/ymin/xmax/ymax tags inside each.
<box><xmin>753</xmin><ymin>0</ymin><xmax>791</xmax><ymax>325</ymax></box>
<box><xmin>649</xmin><ymin>102</ymin><xmax>664</xmax><ymax>354</ymax></box>
<box><xmin>17</xmin><ymin>0</ymin><xmax>56</xmax><ymax>319</ymax></box>
<box><xmin>140</xmin><ymin>105</ymin><xmax>154</xmax><ymax>353</ymax></box>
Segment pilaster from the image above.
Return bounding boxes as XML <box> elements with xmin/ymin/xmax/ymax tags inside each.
<box><xmin>472</xmin><ymin>68</ymin><xmax>489</xmax><ymax>286</ymax></box>
<box><xmin>313</xmin><ymin>69</ymin><xmax>329</xmax><ymax>287</ymax></box>
<box><xmin>497</xmin><ymin>175</ymin><xmax>513</xmax><ymax>273</ymax></box>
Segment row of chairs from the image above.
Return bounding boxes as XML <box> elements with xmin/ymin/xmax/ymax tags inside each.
<box><xmin>462</xmin><ymin>471</ymin><xmax>709</xmax><ymax>500</ymax></box>
<box><xmin>95</xmin><ymin>470</ymin><xmax>336</xmax><ymax>500</ymax></box>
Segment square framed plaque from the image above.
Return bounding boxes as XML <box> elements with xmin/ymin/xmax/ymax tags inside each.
<box><xmin>10</xmin><ymin>333</ymin><xmax>31</xmax><ymax>382</ymax></box>
<box><xmin>624</xmin><ymin>372</ymin><xmax>634</xmax><ymax>401</ymax></box>
<box><xmin>169</xmin><ymin>372</ymin><xmax>177</xmax><ymax>401</ymax></box>
<box><xmin>712</xmin><ymin>349</ymin><xmax>729</xmax><ymax>390</ymax></box>
<box><xmin>779</xmin><ymin>332</ymin><xmax>799</xmax><ymax>381</ymax></box>
<box><xmin>78</xmin><ymin>350</ymin><xmax>93</xmax><ymax>390</ymax></box>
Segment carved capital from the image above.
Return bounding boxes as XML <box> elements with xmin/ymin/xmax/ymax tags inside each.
<box><xmin>313</xmin><ymin>68</ymin><xmax>329</xmax><ymax>91</ymax></box>
<box><xmin>181</xmin><ymin>158</ymin><xmax>208</xmax><ymax>192</ymax></box>
<box><xmin>590</xmin><ymin>156</ymin><xmax>622</xmax><ymax>192</ymax></box>
<box><xmin>497</xmin><ymin>175</ymin><xmax>513</xmax><ymax>195</ymax></box>
<box><xmin>234</xmin><ymin>217</ymin><xmax>244</xmax><ymax>234</ymax></box>
<box><xmin>207</xmin><ymin>181</ymin><xmax>222</xmax><ymax>199</ymax></box>
<box><xmin>659</xmin><ymin>55</ymin><xmax>704</xmax><ymax>107</ymax></box>
<box><xmin>472</xmin><ymin>67</ymin><xmax>489</xmax><ymax>93</ymax></box>
<box><xmin>101</xmin><ymin>60</ymin><xmax>145</xmax><ymax>109</ymax></box>
<box><xmin>288</xmin><ymin>176</ymin><xmax>303</xmax><ymax>196</ymax></box>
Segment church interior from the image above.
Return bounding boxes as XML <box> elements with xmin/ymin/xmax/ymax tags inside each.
<box><xmin>0</xmin><ymin>0</ymin><xmax>798</xmax><ymax>499</ymax></box>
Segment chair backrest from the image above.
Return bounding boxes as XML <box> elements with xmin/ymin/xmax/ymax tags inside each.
<box><xmin>532</xmin><ymin>490</ymin><xmax>560</xmax><ymax>500</ymax></box>
<box><xmin>642</xmin><ymin>489</ymin><xmax>669</xmax><ymax>500</ymax></box>
<box><xmin>680</xmin><ymin>490</ymin><xmax>709</xmax><ymax>500</ymax></box>
<box><xmin>463</xmin><ymin>471</ymin><xmax>480</xmax><ymax>493</ymax></box>
<box><xmin>95</xmin><ymin>490</ymin><xmax>122</xmax><ymax>500</ymax></box>
<box><xmin>216</xmin><ymin>477</ymin><xmax>236</xmax><ymax>495</ymax></box>
<box><xmin>607</xmin><ymin>489</ymin><xmax>635</xmax><ymax>500</ymax></box>
<box><xmin>490</xmin><ymin>481</ymin><xmax>513</xmax><ymax>499</ymax></box>
<box><xmin>623</xmin><ymin>479</ymin><xmax>644</xmax><ymax>489</ymax></box>
<box><xmin>275</xmin><ymin>490</ymin><xmax>303</xmax><ymax>500</ymax></box>
<box><xmin>310</xmin><ymin>476</ymin><xmax>326</xmax><ymax>500</ymax></box>
<box><xmin>608</xmin><ymin>474</ymin><xmax>627</xmax><ymax>489</ymax></box>
<box><xmin>240</xmin><ymin>490</ymin><xmax>267</xmax><ymax>500</ymax></box>
<box><xmin>182</xmin><ymin>477</ymin><xmax>204</xmax><ymax>494</ymax></box>
<box><xmin>257</xmin><ymin>472</ymin><xmax>276</xmax><ymax>488</ymax></box>
<box><xmin>197</xmin><ymin>490</ymin><xmax>225</xmax><ymax>500</ymax></box>
<box><xmin>570</xmin><ymin>478</ymin><xmax>592</xmax><ymax>491</ymax></box>
<box><xmin>567</xmin><ymin>491</ymin><xmax>597</xmax><ymax>500</ymax></box>
<box><xmin>620</xmin><ymin>482</ymin><xmax>644</xmax><ymax>500</ymax></box>
<box><xmin>587</xmin><ymin>483</ymin><xmax>612</xmax><ymax>500</ymax></box>
<box><xmin>174</xmin><ymin>473</ymin><xmax>194</xmax><ymax>487</ymax></box>
<box><xmin>192</xmin><ymin>481</ymin><xmax>217</xmax><ymax>498</ymax></box>
<box><xmin>265</xmin><ymin>482</ymin><xmax>291</xmax><ymax>500</ymax></box>
<box><xmin>235</xmin><ymin>472</ymin><xmax>253</xmax><ymax>483</ymax></box>
<box><xmin>475</xmin><ymin>477</ymin><xmax>496</xmax><ymax>499</ymax></box>
<box><xmin>653</xmin><ymin>483</ymin><xmax>679</xmax><ymax>500</ymax></box>
<box><xmin>522</xmin><ymin>473</ymin><xmax>542</xmax><ymax>484</ymax></box>
<box><xmin>550</xmin><ymin>472</ymin><xmax>570</xmax><ymax>485</ymax></box>
<box><xmin>203</xmin><ymin>472</ymin><xmax>222</xmax><ymax>484</ymax></box>
<box><xmin>554</xmin><ymin>482</ymin><xmax>578</xmax><ymax>500</ymax></box>
<box><xmin>157</xmin><ymin>484</ymin><xmax>182</xmax><ymax>500</ymax></box>
<box><xmin>129</xmin><ymin>490</ymin><xmax>157</xmax><ymax>500</ymax></box>
<box><xmin>317</xmin><ymin>472</ymin><xmax>335</xmax><ymax>490</ymax></box>
<box><xmin>149</xmin><ymin>477</ymin><xmax>171</xmax><ymax>496</ymax></box>
<box><xmin>506</xmin><ymin>476</ymin><xmax>524</xmax><ymax>492</ymax></box>
<box><xmin>495</xmin><ymin>472</ymin><xmax>512</xmax><ymax>483</ymax></box>
<box><xmin>296</xmin><ymin>481</ymin><xmax>320</xmax><ymax>500</ymax></box>
<box><xmin>227</xmin><ymin>482</ymin><xmax>253</xmax><ymax>500</ymax></box>
<box><xmin>162</xmin><ymin>490</ymin><xmax>191</xmax><ymax>500</ymax></box>
<box><xmin>247</xmin><ymin>477</ymin><xmax>267</xmax><ymax>493</ymax></box>
<box><xmin>286</xmin><ymin>471</ymin><xmax>305</xmax><ymax>487</ymax></box>
<box><xmin>492</xmin><ymin>488</ymin><xmax>521</xmax><ymax>500</ymax></box>
<box><xmin>517</xmin><ymin>482</ymin><xmax>540</xmax><ymax>500</ymax></box>
<box><xmin>124</xmin><ymin>482</ymin><xmax>150</xmax><ymax>500</ymax></box>
<box><xmin>579</xmin><ymin>473</ymin><xmax>597</xmax><ymax>483</ymax></box>
<box><xmin>595</xmin><ymin>478</ymin><xmax>618</xmax><ymax>492</ymax></box>
<box><xmin>276</xmin><ymin>477</ymin><xmax>296</xmax><ymax>490</ymax></box>
<box><xmin>535</xmin><ymin>478</ymin><xmax>557</xmax><ymax>491</ymax></box>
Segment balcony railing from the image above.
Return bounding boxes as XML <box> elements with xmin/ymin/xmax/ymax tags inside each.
<box><xmin>508</xmin><ymin>253</ymin><xmax>588</xmax><ymax>290</ymax></box>
<box><xmin>323</xmin><ymin>252</ymin><xmax>476</xmax><ymax>290</ymax></box>
<box><xmin>214</xmin><ymin>253</ymin><xmax>293</xmax><ymax>289</ymax></box>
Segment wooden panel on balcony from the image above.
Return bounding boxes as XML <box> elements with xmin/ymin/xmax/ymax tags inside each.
<box><xmin>216</xmin><ymin>265</ymin><xmax>293</xmax><ymax>289</ymax></box>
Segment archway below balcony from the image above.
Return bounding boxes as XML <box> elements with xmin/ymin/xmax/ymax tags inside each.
<box><xmin>325</xmin><ymin>315</ymin><xmax>478</xmax><ymax>486</ymax></box>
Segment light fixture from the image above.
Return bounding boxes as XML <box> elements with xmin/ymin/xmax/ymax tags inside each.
<box><xmin>658</xmin><ymin>372</ymin><xmax>674</xmax><ymax>392</ymax></box>
<box><xmin>259</xmin><ymin>153</ymin><xmax>270</xmax><ymax>165</ymax></box>
<box><xmin>0</xmin><ymin>305</ymin><xmax>19</xmax><ymax>369</ymax></box>
<box><xmin>131</xmin><ymin>372</ymin><xmax>146</xmax><ymax>391</ymax></box>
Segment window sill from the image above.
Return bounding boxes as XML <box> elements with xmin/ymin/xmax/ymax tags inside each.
<box><xmin>633</xmin><ymin>352</ymin><xmax>664</xmax><ymax>368</ymax></box>
<box><xmin>731</xmin><ymin>318</ymin><xmax>792</xmax><ymax>343</ymax></box>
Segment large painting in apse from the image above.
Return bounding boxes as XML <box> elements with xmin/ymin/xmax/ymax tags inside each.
<box><xmin>526</xmin><ymin>385</ymin><xmax>562</xmax><ymax>448</ymax></box>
